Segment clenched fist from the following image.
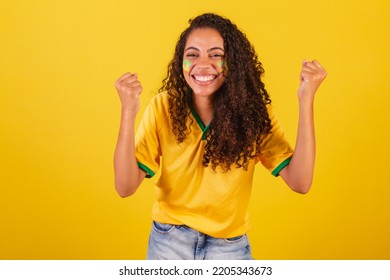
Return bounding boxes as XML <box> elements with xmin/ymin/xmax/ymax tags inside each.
<box><xmin>298</xmin><ymin>60</ymin><xmax>327</xmax><ymax>101</ymax></box>
<box><xmin>115</xmin><ymin>72</ymin><xmax>143</xmax><ymax>114</ymax></box>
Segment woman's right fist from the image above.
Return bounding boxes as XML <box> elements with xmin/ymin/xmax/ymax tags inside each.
<box><xmin>115</xmin><ymin>72</ymin><xmax>143</xmax><ymax>113</ymax></box>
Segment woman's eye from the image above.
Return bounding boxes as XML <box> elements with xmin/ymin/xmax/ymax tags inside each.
<box><xmin>210</xmin><ymin>53</ymin><xmax>224</xmax><ymax>58</ymax></box>
<box><xmin>185</xmin><ymin>53</ymin><xmax>198</xmax><ymax>58</ymax></box>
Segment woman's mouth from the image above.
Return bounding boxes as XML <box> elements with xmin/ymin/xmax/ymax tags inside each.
<box><xmin>192</xmin><ymin>75</ymin><xmax>218</xmax><ymax>84</ymax></box>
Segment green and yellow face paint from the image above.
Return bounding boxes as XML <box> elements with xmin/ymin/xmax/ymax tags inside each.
<box><xmin>215</xmin><ymin>59</ymin><xmax>227</xmax><ymax>74</ymax></box>
<box><xmin>183</xmin><ymin>57</ymin><xmax>227</xmax><ymax>75</ymax></box>
<box><xmin>183</xmin><ymin>59</ymin><xmax>192</xmax><ymax>73</ymax></box>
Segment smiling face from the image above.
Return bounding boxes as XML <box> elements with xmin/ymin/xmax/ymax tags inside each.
<box><xmin>183</xmin><ymin>28</ymin><xmax>226</xmax><ymax>99</ymax></box>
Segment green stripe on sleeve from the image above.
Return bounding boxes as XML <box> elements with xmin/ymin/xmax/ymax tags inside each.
<box><xmin>137</xmin><ymin>162</ymin><xmax>156</xmax><ymax>178</ymax></box>
<box><xmin>271</xmin><ymin>157</ymin><xmax>292</xmax><ymax>177</ymax></box>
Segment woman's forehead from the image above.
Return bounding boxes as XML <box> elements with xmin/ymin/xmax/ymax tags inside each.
<box><xmin>184</xmin><ymin>28</ymin><xmax>224</xmax><ymax>50</ymax></box>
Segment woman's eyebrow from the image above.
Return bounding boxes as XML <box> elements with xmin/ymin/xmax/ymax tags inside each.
<box><xmin>208</xmin><ymin>47</ymin><xmax>224</xmax><ymax>52</ymax></box>
<box><xmin>184</xmin><ymin>46</ymin><xmax>199</xmax><ymax>52</ymax></box>
<box><xmin>184</xmin><ymin>46</ymin><xmax>225</xmax><ymax>52</ymax></box>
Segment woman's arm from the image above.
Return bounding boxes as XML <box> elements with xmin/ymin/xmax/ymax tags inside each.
<box><xmin>279</xmin><ymin>60</ymin><xmax>327</xmax><ymax>194</ymax></box>
<box><xmin>113</xmin><ymin>72</ymin><xmax>146</xmax><ymax>197</ymax></box>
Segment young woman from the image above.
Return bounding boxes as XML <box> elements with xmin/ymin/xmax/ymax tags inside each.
<box><xmin>114</xmin><ymin>13</ymin><xmax>326</xmax><ymax>260</ymax></box>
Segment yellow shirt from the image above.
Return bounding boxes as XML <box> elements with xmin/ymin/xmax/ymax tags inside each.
<box><xmin>135</xmin><ymin>92</ymin><xmax>293</xmax><ymax>238</ymax></box>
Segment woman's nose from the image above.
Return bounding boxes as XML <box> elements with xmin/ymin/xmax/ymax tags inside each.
<box><xmin>196</xmin><ymin>56</ymin><xmax>212</xmax><ymax>68</ymax></box>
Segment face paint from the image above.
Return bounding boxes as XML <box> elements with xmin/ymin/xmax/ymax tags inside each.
<box><xmin>183</xmin><ymin>59</ymin><xmax>192</xmax><ymax>73</ymax></box>
<box><xmin>216</xmin><ymin>59</ymin><xmax>227</xmax><ymax>74</ymax></box>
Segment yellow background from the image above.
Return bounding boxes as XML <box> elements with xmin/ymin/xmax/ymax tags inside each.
<box><xmin>1</xmin><ymin>0</ymin><xmax>389</xmax><ymax>259</ymax></box>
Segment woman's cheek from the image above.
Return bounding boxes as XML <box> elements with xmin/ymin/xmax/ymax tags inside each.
<box><xmin>183</xmin><ymin>59</ymin><xmax>192</xmax><ymax>73</ymax></box>
<box><xmin>216</xmin><ymin>59</ymin><xmax>227</xmax><ymax>74</ymax></box>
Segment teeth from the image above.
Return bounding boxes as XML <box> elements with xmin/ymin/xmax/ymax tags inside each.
<box><xmin>194</xmin><ymin>75</ymin><xmax>215</xmax><ymax>82</ymax></box>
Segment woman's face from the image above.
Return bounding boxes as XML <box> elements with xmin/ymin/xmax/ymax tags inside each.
<box><xmin>183</xmin><ymin>28</ymin><xmax>226</xmax><ymax>99</ymax></box>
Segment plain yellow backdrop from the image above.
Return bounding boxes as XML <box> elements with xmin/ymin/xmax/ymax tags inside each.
<box><xmin>1</xmin><ymin>0</ymin><xmax>389</xmax><ymax>259</ymax></box>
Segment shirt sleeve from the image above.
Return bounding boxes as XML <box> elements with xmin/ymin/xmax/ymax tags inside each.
<box><xmin>135</xmin><ymin>97</ymin><xmax>161</xmax><ymax>178</ymax></box>
<box><xmin>257</xmin><ymin>105</ymin><xmax>294</xmax><ymax>176</ymax></box>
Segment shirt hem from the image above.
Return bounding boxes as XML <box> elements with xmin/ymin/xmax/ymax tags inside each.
<box><xmin>271</xmin><ymin>157</ymin><xmax>292</xmax><ymax>177</ymax></box>
<box><xmin>137</xmin><ymin>162</ymin><xmax>156</xmax><ymax>178</ymax></box>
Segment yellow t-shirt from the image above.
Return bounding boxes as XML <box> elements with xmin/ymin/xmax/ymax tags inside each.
<box><xmin>135</xmin><ymin>92</ymin><xmax>293</xmax><ymax>238</ymax></box>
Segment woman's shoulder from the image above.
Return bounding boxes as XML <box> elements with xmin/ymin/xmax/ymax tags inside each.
<box><xmin>144</xmin><ymin>91</ymin><xmax>170</xmax><ymax>123</ymax></box>
<box><xmin>150</xmin><ymin>91</ymin><xmax>168</xmax><ymax>103</ymax></box>
<box><xmin>148</xmin><ymin>91</ymin><xmax>169</xmax><ymax>107</ymax></box>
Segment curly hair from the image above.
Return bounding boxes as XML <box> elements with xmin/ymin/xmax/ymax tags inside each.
<box><xmin>159</xmin><ymin>13</ymin><xmax>272</xmax><ymax>172</ymax></box>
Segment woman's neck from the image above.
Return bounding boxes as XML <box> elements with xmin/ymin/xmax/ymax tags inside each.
<box><xmin>192</xmin><ymin>95</ymin><xmax>213</xmax><ymax>126</ymax></box>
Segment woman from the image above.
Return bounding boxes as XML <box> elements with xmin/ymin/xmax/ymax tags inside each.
<box><xmin>114</xmin><ymin>13</ymin><xmax>326</xmax><ymax>259</ymax></box>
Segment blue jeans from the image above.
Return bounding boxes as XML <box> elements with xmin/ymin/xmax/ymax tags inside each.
<box><xmin>147</xmin><ymin>221</ymin><xmax>253</xmax><ymax>260</ymax></box>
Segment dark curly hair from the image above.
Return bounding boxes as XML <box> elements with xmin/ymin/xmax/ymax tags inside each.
<box><xmin>159</xmin><ymin>13</ymin><xmax>272</xmax><ymax>172</ymax></box>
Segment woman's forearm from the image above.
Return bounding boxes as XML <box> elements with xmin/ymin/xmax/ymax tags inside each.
<box><xmin>113</xmin><ymin>72</ymin><xmax>146</xmax><ymax>197</ymax></box>
<box><xmin>114</xmin><ymin>110</ymin><xmax>144</xmax><ymax>197</ymax></box>
<box><xmin>279</xmin><ymin>60</ymin><xmax>326</xmax><ymax>193</ymax></box>
<box><xmin>280</xmin><ymin>98</ymin><xmax>315</xmax><ymax>193</ymax></box>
